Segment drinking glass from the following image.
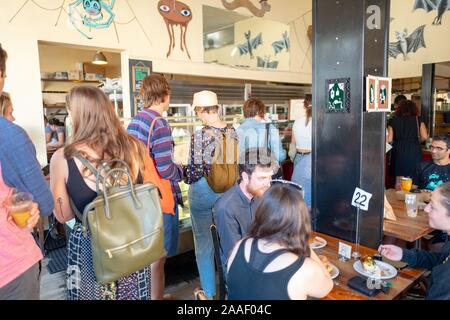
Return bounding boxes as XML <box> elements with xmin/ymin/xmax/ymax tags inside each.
<box><xmin>4</xmin><ymin>192</ymin><xmax>34</xmax><ymax>228</ymax></box>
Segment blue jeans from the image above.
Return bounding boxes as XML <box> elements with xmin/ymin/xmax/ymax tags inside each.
<box><xmin>292</xmin><ymin>153</ymin><xmax>312</xmax><ymax>207</ymax></box>
<box><xmin>188</xmin><ymin>177</ymin><xmax>222</xmax><ymax>298</ymax></box>
<box><xmin>163</xmin><ymin>205</ymin><xmax>179</xmax><ymax>257</ymax></box>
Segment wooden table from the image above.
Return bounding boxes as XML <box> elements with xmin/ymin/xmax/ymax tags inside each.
<box><xmin>383</xmin><ymin>189</ymin><xmax>434</xmax><ymax>248</ymax></box>
<box><xmin>314</xmin><ymin>233</ymin><xmax>426</xmax><ymax>300</ymax></box>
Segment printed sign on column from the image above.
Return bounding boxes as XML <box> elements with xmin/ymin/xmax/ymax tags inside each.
<box><xmin>365</xmin><ymin>76</ymin><xmax>392</xmax><ymax>113</ymax></box>
<box><xmin>377</xmin><ymin>77</ymin><xmax>392</xmax><ymax>112</ymax></box>
<box><xmin>366</xmin><ymin>75</ymin><xmax>378</xmax><ymax>112</ymax></box>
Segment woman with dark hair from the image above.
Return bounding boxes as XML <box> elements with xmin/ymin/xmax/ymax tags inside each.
<box><xmin>388</xmin><ymin>99</ymin><xmax>428</xmax><ymax>188</ymax></box>
<box><xmin>45</xmin><ymin>118</ymin><xmax>65</xmax><ymax>149</ymax></box>
<box><xmin>379</xmin><ymin>181</ymin><xmax>450</xmax><ymax>300</ymax></box>
<box><xmin>226</xmin><ymin>183</ymin><xmax>333</xmax><ymax>300</ymax></box>
<box><xmin>291</xmin><ymin>94</ymin><xmax>312</xmax><ymax>207</ymax></box>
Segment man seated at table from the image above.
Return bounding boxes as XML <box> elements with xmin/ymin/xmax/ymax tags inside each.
<box><xmin>415</xmin><ymin>135</ymin><xmax>450</xmax><ymax>191</ymax></box>
<box><xmin>214</xmin><ymin>148</ymin><xmax>278</xmax><ymax>275</ymax></box>
<box><xmin>379</xmin><ymin>181</ymin><xmax>450</xmax><ymax>300</ymax></box>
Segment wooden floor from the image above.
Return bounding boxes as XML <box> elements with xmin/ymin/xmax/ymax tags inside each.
<box><xmin>39</xmin><ymin>258</ymin><xmax>200</xmax><ymax>300</ymax></box>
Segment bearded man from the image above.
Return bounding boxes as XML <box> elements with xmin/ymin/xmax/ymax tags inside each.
<box><xmin>214</xmin><ymin>148</ymin><xmax>278</xmax><ymax>274</ymax></box>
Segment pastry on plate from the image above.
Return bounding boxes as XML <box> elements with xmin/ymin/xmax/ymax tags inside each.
<box><xmin>319</xmin><ymin>255</ymin><xmax>333</xmax><ymax>274</ymax></box>
<box><xmin>361</xmin><ymin>256</ymin><xmax>381</xmax><ymax>275</ymax></box>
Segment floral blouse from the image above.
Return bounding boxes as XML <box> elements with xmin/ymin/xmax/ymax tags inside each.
<box><xmin>184</xmin><ymin>125</ymin><xmax>237</xmax><ymax>184</ymax></box>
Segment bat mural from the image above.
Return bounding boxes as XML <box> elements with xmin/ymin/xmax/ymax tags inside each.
<box><xmin>272</xmin><ymin>31</ymin><xmax>290</xmax><ymax>55</ymax></box>
<box><xmin>413</xmin><ymin>0</ymin><xmax>450</xmax><ymax>25</ymax></box>
<box><xmin>388</xmin><ymin>25</ymin><xmax>426</xmax><ymax>61</ymax></box>
<box><xmin>221</xmin><ymin>0</ymin><xmax>271</xmax><ymax>17</ymax></box>
<box><xmin>158</xmin><ymin>0</ymin><xmax>193</xmax><ymax>59</ymax></box>
<box><xmin>238</xmin><ymin>31</ymin><xmax>263</xmax><ymax>59</ymax></box>
<box><xmin>257</xmin><ymin>56</ymin><xmax>279</xmax><ymax>69</ymax></box>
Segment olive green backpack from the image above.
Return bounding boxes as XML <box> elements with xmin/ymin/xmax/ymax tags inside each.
<box><xmin>204</xmin><ymin>127</ymin><xmax>239</xmax><ymax>193</ymax></box>
<box><xmin>70</xmin><ymin>155</ymin><xmax>166</xmax><ymax>284</ymax></box>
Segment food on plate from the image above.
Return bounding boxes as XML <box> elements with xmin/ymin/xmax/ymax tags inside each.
<box><xmin>361</xmin><ymin>256</ymin><xmax>381</xmax><ymax>275</ymax></box>
<box><xmin>310</xmin><ymin>237</ymin><xmax>322</xmax><ymax>247</ymax></box>
<box><xmin>319</xmin><ymin>255</ymin><xmax>333</xmax><ymax>274</ymax></box>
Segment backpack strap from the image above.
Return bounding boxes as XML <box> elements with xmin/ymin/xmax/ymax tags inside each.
<box><xmin>147</xmin><ymin>117</ymin><xmax>163</xmax><ymax>152</ymax></box>
<box><xmin>265</xmin><ymin>122</ymin><xmax>271</xmax><ymax>151</ymax></box>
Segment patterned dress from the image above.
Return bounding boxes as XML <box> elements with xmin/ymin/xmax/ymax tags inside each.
<box><xmin>65</xmin><ymin>158</ymin><xmax>152</xmax><ymax>300</ymax></box>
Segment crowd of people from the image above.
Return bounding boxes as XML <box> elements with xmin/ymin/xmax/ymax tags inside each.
<box><xmin>1</xmin><ymin>41</ymin><xmax>450</xmax><ymax>301</ymax></box>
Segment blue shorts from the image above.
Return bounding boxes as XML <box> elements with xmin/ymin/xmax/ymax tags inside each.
<box><xmin>163</xmin><ymin>205</ymin><xmax>179</xmax><ymax>257</ymax></box>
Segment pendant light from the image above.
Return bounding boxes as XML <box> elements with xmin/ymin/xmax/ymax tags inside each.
<box><xmin>92</xmin><ymin>51</ymin><xmax>108</xmax><ymax>65</ymax></box>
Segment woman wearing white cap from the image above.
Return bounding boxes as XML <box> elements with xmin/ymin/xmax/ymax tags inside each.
<box><xmin>185</xmin><ymin>90</ymin><xmax>238</xmax><ymax>299</ymax></box>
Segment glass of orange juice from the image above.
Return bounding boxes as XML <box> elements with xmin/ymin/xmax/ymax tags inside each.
<box><xmin>401</xmin><ymin>177</ymin><xmax>413</xmax><ymax>192</ymax></box>
<box><xmin>5</xmin><ymin>192</ymin><xmax>33</xmax><ymax>228</ymax></box>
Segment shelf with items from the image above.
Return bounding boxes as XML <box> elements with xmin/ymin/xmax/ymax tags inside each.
<box><xmin>41</xmin><ymin>78</ymin><xmax>101</xmax><ymax>84</ymax></box>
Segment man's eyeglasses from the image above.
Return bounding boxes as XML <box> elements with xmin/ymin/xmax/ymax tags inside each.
<box><xmin>271</xmin><ymin>179</ymin><xmax>303</xmax><ymax>191</ymax></box>
<box><xmin>430</xmin><ymin>146</ymin><xmax>448</xmax><ymax>152</ymax></box>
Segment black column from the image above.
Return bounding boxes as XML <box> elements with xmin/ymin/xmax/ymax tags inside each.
<box><xmin>312</xmin><ymin>0</ymin><xmax>390</xmax><ymax>248</ymax></box>
<box><xmin>421</xmin><ymin>64</ymin><xmax>435</xmax><ymax>136</ymax></box>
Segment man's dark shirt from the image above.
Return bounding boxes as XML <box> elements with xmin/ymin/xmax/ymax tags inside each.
<box><xmin>415</xmin><ymin>160</ymin><xmax>450</xmax><ymax>191</ymax></box>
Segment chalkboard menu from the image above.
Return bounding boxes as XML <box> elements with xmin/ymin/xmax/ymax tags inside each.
<box><xmin>129</xmin><ymin>59</ymin><xmax>152</xmax><ymax>117</ymax></box>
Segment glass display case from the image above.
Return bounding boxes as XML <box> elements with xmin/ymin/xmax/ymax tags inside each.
<box><xmin>121</xmin><ymin>113</ymin><xmax>293</xmax><ymax>255</ymax></box>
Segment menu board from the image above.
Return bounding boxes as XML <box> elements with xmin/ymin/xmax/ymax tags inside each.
<box><xmin>128</xmin><ymin>59</ymin><xmax>152</xmax><ymax>116</ymax></box>
<box><xmin>132</xmin><ymin>66</ymin><xmax>151</xmax><ymax>92</ymax></box>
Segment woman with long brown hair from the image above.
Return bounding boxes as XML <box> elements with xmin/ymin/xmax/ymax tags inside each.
<box><xmin>50</xmin><ymin>86</ymin><xmax>152</xmax><ymax>300</ymax></box>
<box><xmin>226</xmin><ymin>182</ymin><xmax>333</xmax><ymax>300</ymax></box>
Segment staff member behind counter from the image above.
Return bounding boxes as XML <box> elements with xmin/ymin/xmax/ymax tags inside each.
<box><xmin>45</xmin><ymin>117</ymin><xmax>65</xmax><ymax>149</ymax></box>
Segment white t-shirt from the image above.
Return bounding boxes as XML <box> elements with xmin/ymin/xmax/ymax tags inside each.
<box><xmin>293</xmin><ymin>116</ymin><xmax>312</xmax><ymax>150</ymax></box>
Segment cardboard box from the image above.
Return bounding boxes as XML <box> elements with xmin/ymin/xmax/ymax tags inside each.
<box><xmin>54</xmin><ymin>72</ymin><xmax>68</xmax><ymax>80</ymax></box>
<box><xmin>68</xmin><ymin>70</ymin><xmax>82</xmax><ymax>80</ymax></box>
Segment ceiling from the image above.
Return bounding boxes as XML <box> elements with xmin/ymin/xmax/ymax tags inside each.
<box><xmin>203</xmin><ymin>5</ymin><xmax>249</xmax><ymax>33</ymax></box>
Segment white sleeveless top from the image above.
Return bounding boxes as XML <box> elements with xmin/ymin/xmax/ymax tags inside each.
<box><xmin>293</xmin><ymin>116</ymin><xmax>312</xmax><ymax>150</ymax></box>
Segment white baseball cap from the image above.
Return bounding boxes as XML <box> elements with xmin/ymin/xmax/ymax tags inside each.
<box><xmin>192</xmin><ymin>90</ymin><xmax>218</xmax><ymax>110</ymax></box>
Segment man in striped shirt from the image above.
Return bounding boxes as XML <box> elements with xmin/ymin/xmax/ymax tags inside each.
<box><xmin>127</xmin><ymin>74</ymin><xmax>183</xmax><ymax>300</ymax></box>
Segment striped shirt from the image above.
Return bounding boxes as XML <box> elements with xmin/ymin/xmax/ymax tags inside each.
<box><xmin>127</xmin><ymin>109</ymin><xmax>183</xmax><ymax>206</ymax></box>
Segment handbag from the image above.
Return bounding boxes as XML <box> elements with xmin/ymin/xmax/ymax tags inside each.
<box><xmin>71</xmin><ymin>155</ymin><xmax>166</xmax><ymax>284</ymax></box>
<box><xmin>143</xmin><ymin>117</ymin><xmax>175</xmax><ymax>214</ymax></box>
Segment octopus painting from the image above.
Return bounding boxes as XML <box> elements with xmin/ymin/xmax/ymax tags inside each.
<box><xmin>221</xmin><ymin>0</ymin><xmax>271</xmax><ymax>17</ymax></box>
<box><xmin>158</xmin><ymin>0</ymin><xmax>193</xmax><ymax>59</ymax></box>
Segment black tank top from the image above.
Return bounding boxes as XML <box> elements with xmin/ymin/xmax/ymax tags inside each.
<box><xmin>66</xmin><ymin>159</ymin><xmax>97</xmax><ymax>221</ymax></box>
<box><xmin>66</xmin><ymin>158</ymin><xmax>143</xmax><ymax>222</ymax></box>
<box><xmin>227</xmin><ymin>238</ymin><xmax>305</xmax><ymax>300</ymax></box>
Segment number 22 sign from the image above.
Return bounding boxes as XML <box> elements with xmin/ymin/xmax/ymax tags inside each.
<box><xmin>351</xmin><ymin>188</ymin><xmax>373</xmax><ymax>211</ymax></box>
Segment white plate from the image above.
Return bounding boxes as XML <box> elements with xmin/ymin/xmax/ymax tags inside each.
<box><xmin>329</xmin><ymin>263</ymin><xmax>339</xmax><ymax>280</ymax></box>
<box><xmin>353</xmin><ymin>260</ymin><xmax>398</xmax><ymax>280</ymax></box>
<box><xmin>310</xmin><ymin>236</ymin><xmax>327</xmax><ymax>250</ymax></box>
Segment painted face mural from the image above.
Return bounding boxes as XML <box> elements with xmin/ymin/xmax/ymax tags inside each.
<box><xmin>158</xmin><ymin>0</ymin><xmax>193</xmax><ymax>59</ymax></box>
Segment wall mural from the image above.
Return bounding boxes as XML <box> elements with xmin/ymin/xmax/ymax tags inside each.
<box><xmin>388</xmin><ymin>25</ymin><xmax>426</xmax><ymax>61</ymax></box>
<box><xmin>158</xmin><ymin>0</ymin><xmax>193</xmax><ymax>59</ymax></box>
<box><xmin>9</xmin><ymin>0</ymin><xmax>152</xmax><ymax>44</ymax></box>
<box><xmin>237</xmin><ymin>31</ymin><xmax>263</xmax><ymax>59</ymax></box>
<box><xmin>221</xmin><ymin>0</ymin><xmax>271</xmax><ymax>18</ymax></box>
<box><xmin>257</xmin><ymin>56</ymin><xmax>278</xmax><ymax>69</ymax></box>
<box><xmin>272</xmin><ymin>31</ymin><xmax>290</xmax><ymax>55</ymax></box>
<box><xmin>68</xmin><ymin>0</ymin><xmax>116</xmax><ymax>39</ymax></box>
<box><xmin>413</xmin><ymin>0</ymin><xmax>450</xmax><ymax>25</ymax></box>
